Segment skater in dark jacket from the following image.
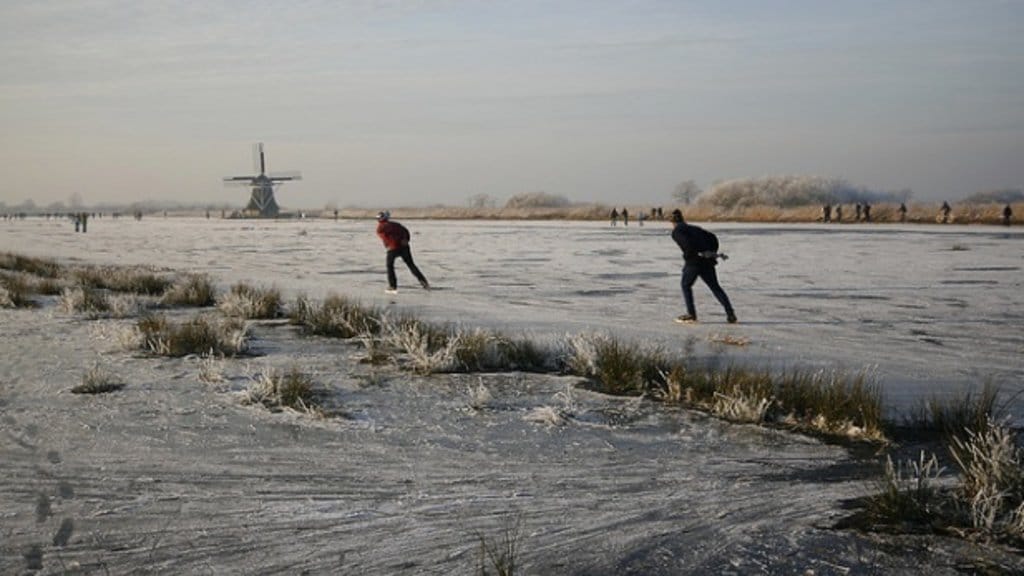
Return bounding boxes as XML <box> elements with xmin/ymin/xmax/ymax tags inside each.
<box><xmin>670</xmin><ymin>209</ymin><xmax>736</xmax><ymax>324</ymax></box>
<box><xmin>376</xmin><ymin>211</ymin><xmax>429</xmax><ymax>294</ymax></box>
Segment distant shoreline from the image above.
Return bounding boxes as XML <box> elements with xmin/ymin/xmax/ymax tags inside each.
<box><xmin>6</xmin><ymin>201</ymin><xmax>1019</xmax><ymax>226</ymax></box>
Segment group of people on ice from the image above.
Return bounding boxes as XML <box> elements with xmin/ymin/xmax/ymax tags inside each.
<box><xmin>821</xmin><ymin>201</ymin><xmax>1013</xmax><ymax>225</ymax></box>
<box><xmin>374</xmin><ymin>207</ymin><xmax>739</xmax><ymax>325</ymax></box>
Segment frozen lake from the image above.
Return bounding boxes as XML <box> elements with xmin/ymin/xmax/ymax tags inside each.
<box><xmin>4</xmin><ymin>216</ymin><xmax>1023</xmax><ymax>418</ymax></box>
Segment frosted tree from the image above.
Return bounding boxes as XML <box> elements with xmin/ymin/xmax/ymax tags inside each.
<box><xmin>673</xmin><ymin>180</ymin><xmax>701</xmax><ymax>205</ymax></box>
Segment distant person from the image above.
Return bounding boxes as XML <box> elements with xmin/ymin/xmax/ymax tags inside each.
<box><xmin>657</xmin><ymin>207</ymin><xmax>664</xmax><ymax>220</ymax></box>
<box><xmin>376</xmin><ymin>211</ymin><xmax>429</xmax><ymax>294</ymax></box>
<box><xmin>670</xmin><ymin>209</ymin><xmax>736</xmax><ymax>324</ymax></box>
<box><xmin>863</xmin><ymin>202</ymin><xmax>871</xmax><ymax>222</ymax></box>
<box><xmin>1004</xmin><ymin>204</ymin><xmax>1013</xmax><ymax>226</ymax></box>
<box><xmin>835</xmin><ymin>204</ymin><xmax>843</xmax><ymax>223</ymax></box>
<box><xmin>610</xmin><ymin>208</ymin><xmax>619</xmax><ymax>226</ymax></box>
<box><xmin>638</xmin><ymin>210</ymin><xmax>646</xmax><ymax>227</ymax></box>
<box><xmin>855</xmin><ymin>203</ymin><xmax>862</xmax><ymax>222</ymax></box>
<box><xmin>898</xmin><ymin>202</ymin><xmax>907</xmax><ymax>223</ymax></box>
<box><xmin>822</xmin><ymin>204</ymin><xmax>832</xmax><ymax>223</ymax></box>
<box><xmin>940</xmin><ymin>201</ymin><xmax>952</xmax><ymax>224</ymax></box>
<box><xmin>622</xmin><ymin>207</ymin><xmax>629</xmax><ymax>226</ymax></box>
<box><xmin>651</xmin><ymin>207</ymin><xmax>657</xmax><ymax>221</ymax></box>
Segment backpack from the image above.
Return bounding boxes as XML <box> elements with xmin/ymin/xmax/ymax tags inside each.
<box><xmin>690</xmin><ymin>225</ymin><xmax>719</xmax><ymax>254</ymax></box>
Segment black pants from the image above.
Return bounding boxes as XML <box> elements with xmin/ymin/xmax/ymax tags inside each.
<box><xmin>681</xmin><ymin>261</ymin><xmax>734</xmax><ymax>318</ymax></box>
<box><xmin>386</xmin><ymin>246</ymin><xmax>427</xmax><ymax>289</ymax></box>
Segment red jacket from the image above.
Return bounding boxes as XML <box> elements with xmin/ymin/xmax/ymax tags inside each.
<box><xmin>376</xmin><ymin>220</ymin><xmax>410</xmax><ymax>251</ymax></box>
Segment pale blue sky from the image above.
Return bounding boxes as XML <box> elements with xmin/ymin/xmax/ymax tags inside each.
<box><xmin>1</xmin><ymin>0</ymin><xmax>1021</xmax><ymax>209</ymax></box>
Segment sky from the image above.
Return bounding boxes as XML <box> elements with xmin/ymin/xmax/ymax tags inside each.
<box><xmin>1</xmin><ymin>0</ymin><xmax>1022</xmax><ymax>210</ymax></box>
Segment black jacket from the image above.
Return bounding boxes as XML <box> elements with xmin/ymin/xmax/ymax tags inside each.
<box><xmin>672</xmin><ymin>222</ymin><xmax>717</xmax><ymax>264</ymax></box>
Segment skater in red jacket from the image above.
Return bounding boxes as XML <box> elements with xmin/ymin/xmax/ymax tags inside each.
<box><xmin>376</xmin><ymin>211</ymin><xmax>429</xmax><ymax>294</ymax></box>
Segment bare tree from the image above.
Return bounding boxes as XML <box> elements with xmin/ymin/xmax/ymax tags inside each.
<box><xmin>672</xmin><ymin>180</ymin><xmax>701</xmax><ymax>205</ymax></box>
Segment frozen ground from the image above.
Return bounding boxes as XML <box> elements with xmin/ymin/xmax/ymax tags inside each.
<box><xmin>4</xmin><ymin>216</ymin><xmax>1022</xmax><ymax>417</ymax></box>
<box><xmin>2</xmin><ymin>216</ymin><xmax>1023</xmax><ymax>574</ymax></box>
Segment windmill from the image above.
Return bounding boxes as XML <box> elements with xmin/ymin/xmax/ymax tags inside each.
<box><xmin>223</xmin><ymin>143</ymin><xmax>301</xmax><ymax>217</ymax></box>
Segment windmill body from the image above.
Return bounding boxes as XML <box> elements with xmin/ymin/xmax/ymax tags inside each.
<box><xmin>224</xmin><ymin>144</ymin><xmax>301</xmax><ymax>218</ymax></box>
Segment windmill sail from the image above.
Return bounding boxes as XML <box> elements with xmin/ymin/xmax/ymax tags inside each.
<box><xmin>223</xmin><ymin>143</ymin><xmax>301</xmax><ymax>218</ymax></box>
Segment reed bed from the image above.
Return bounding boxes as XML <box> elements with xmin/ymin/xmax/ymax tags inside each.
<box><xmin>328</xmin><ymin>202</ymin><xmax>1021</xmax><ymax>225</ymax></box>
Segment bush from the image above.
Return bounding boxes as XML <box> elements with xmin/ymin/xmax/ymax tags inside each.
<box><xmin>504</xmin><ymin>192</ymin><xmax>570</xmax><ymax>209</ymax></box>
<box><xmin>699</xmin><ymin>175</ymin><xmax>907</xmax><ymax>209</ymax></box>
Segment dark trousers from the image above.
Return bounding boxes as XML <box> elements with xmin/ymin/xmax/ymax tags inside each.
<box><xmin>681</xmin><ymin>262</ymin><xmax>734</xmax><ymax>318</ymax></box>
<box><xmin>386</xmin><ymin>246</ymin><xmax>427</xmax><ymax>289</ymax></box>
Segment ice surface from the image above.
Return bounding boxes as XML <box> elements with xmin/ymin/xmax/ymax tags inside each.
<box><xmin>4</xmin><ymin>216</ymin><xmax>1022</xmax><ymax>418</ymax></box>
<box><xmin>4</xmin><ymin>216</ymin><xmax>1024</xmax><ymax>573</ymax></box>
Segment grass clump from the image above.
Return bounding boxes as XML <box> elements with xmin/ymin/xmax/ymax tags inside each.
<box><xmin>59</xmin><ymin>286</ymin><xmax>111</xmax><ymax>317</ymax></box>
<box><xmin>73</xmin><ymin>265</ymin><xmax>171</xmax><ymax>295</ymax></box>
<box><xmin>862</xmin><ymin>451</ymin><xmax>946</xmax><ymax>528</ymax></box>
<box><xmin>246</xmin><ymin>366</ymin><xmax>322</xmax><ymax>415</ymax></box>
<box><xmin>197</xmin><ymin>352</ymin><xmax>228</xmax><ymax>384</ymax></box>
<box><xmin>849</xmin><ymin>417</ymin><xmax>1024</xmax><ymax>544</ymax></box>
<box><xmin>452</xmin><ymin>328</ymin><xmax>553</xmax><ymax>373</ymax></box>
<box><xmin>476</xmin><ymin>515</ymin><xmax>522</xmax><ymax>576</ymax></box>
<box><xmin>0</xmin><ymin>252</ymin><xmax>63</xmax><ymax>278</ymax></box>
<box><xmin>949</xmin><ymin>421</ymin><xmax>1024</xmax><ymax>538</ymax></box>
<box><xmin>0</xmin><ymin>272</ymin><xmax>37</xmax><ymax>308</ymax></box>
<box><xmin>160</xmin><ymin>273</ymin><xmax>217</xmax><ymax>307</ymax></box>
<box><xmin>904</xmin><ymin>383</ymin><xmax>1000</xmax><ymax>440</ymax></box>
<box><xmin>290</xmin><ymin>294</ymin><xmax>382</xmax><ymax>338</ymax></box>
<box><xmin>773</xmin><ymin>370</ymin><xmax>883</xmax><ymax>439</ymax></box>
<box><xmin>72</xmin><ymin>365</ymin><xmax>125</xmax><ymax>394</ymax></box>
<box><xmin>383</xmin><ymin>316</ymin><xmax>460</xmax><ymax>375</ymax></box>
<box><xmin>218</xmin><ymin>282</ymin><xmax>283</xmax><ymax>319</ymax></box>
<box><xmin>564</xmin><ymin>333</ymin><xmax>669</xmax><ymax>395</ymax></box>
<box><xmin>661</xmin><ymin>364</ymin><xmax>885</xmax><ymax>440</ymax></box>
<box><xmin>137</xmin><ymin>313</ymin><xmax>249</xmax><ymax>357</ymax></box>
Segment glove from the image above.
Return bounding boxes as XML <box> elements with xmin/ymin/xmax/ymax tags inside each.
<box><xmin>697</xmin><ymin>251</ymin><xmax>728</xmax><ymax>261</ymax></box>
